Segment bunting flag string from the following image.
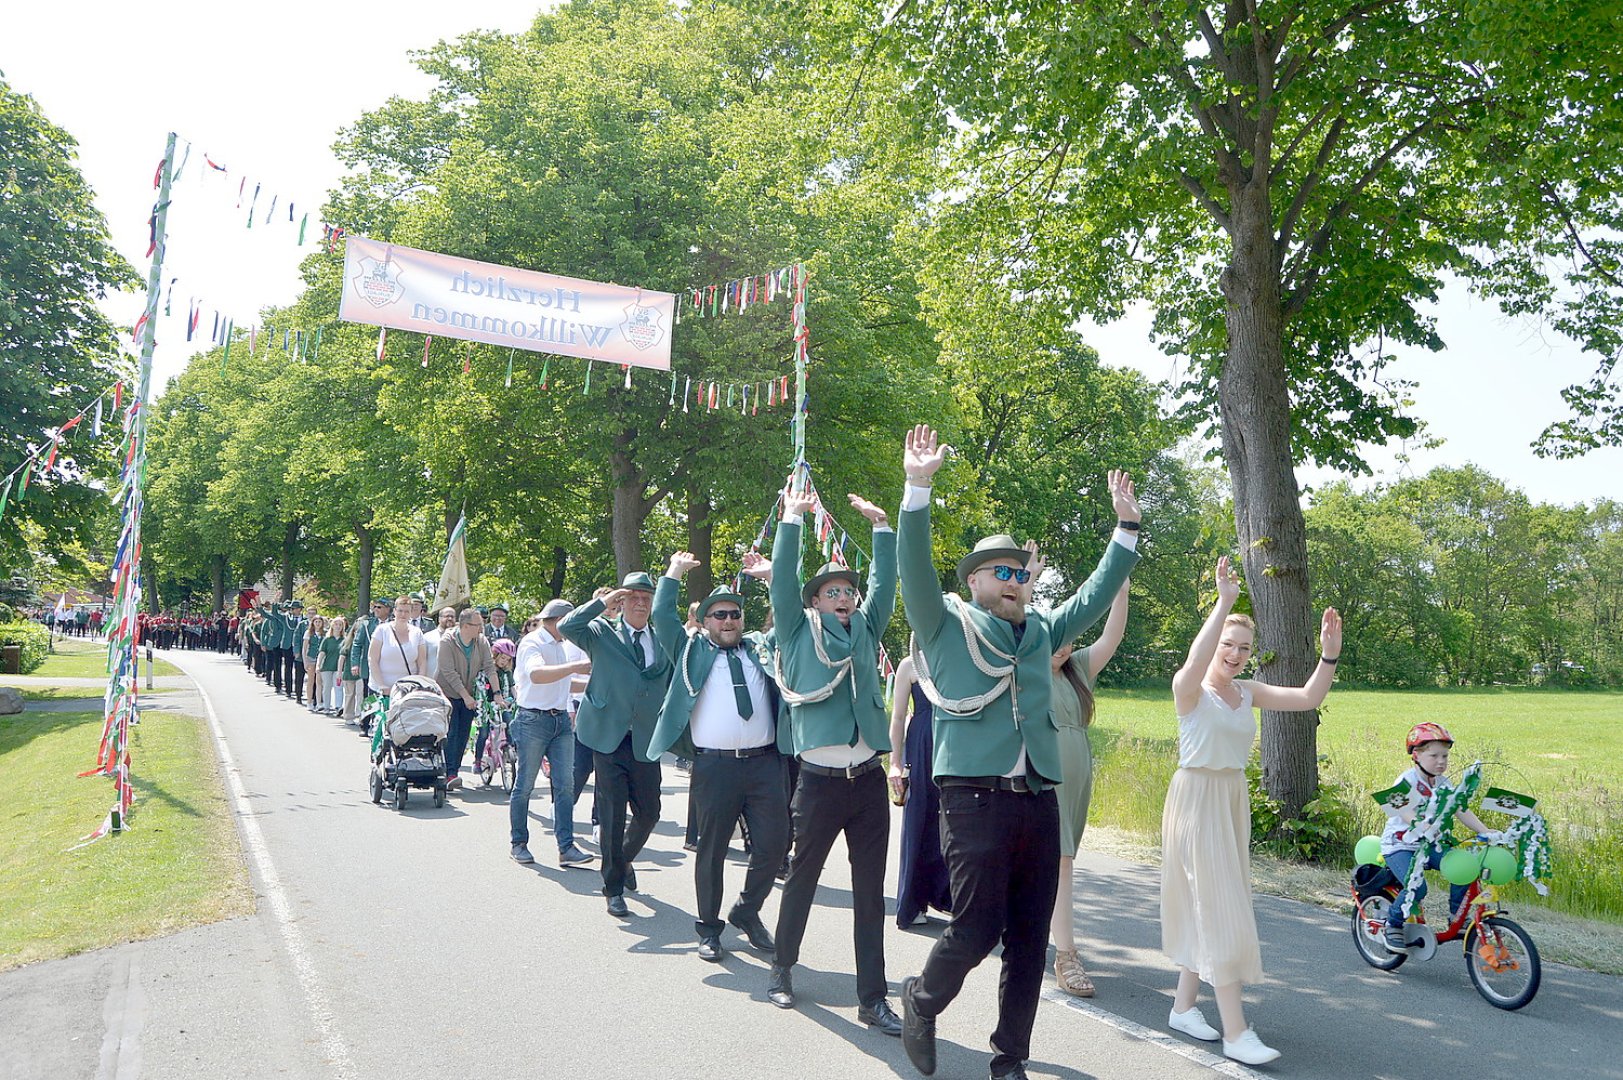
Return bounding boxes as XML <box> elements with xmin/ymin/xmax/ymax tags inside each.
<box><xmin>0</xmin><ymin>380</ymin><xmax>126</xmax><ymax>527</ymax></box>
<box><xmin>680</xmin><ymin>265</ymin><xmax>801</xmax><ymax>322</ymax></box>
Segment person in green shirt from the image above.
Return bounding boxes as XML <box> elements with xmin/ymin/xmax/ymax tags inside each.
<box><xmin>316</xmin><ymin>616</ymin><xmax>345</xmax><ymax>715</ymax></box>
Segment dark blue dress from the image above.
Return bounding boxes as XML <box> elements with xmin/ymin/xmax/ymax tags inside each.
<box><xmin>896</xmin><ymin>682</ymin><xmax>953</xmax><ymax>927</ymax></box>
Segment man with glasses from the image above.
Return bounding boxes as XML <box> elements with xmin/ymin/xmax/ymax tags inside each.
<box><xmin>484</xmin><ymin>602</ymin><xmax>521</xmax><ymax>648</ymax></box>
<box><xmin>647</xmin><ymin>554</ymin><xmax>787</xmax><ymax>965</ymax></box>
<box><xmin>895</xmin><ymin>424</ymin><xmax>1142</xmax><ymax>1080</ymax></box>
<box><xmin>762</xmin><ymin>486</ymin><xmax>903</xmax><ymax>1036</ymax></box>
<box><xmin>561</xmin><ymin>572</ymin><xmax>672</xmax><ymax>917</ymax></box>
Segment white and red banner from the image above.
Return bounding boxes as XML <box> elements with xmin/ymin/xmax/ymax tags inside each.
<box><xmin>339</xmin><ymin>237</ymin><xmax>674</xmax><ymax>370</ymax></box>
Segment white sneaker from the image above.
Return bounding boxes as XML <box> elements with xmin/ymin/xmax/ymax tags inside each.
<box><xmin>1168</xmin><ymin>1006</ymin><xmax>1220</xmax><ymax>1042</ymax></box>
<box><xmin>1223</xmin><ymin>1028</ymin><xmax>1281</xmax><ymax>1065</ymax></box>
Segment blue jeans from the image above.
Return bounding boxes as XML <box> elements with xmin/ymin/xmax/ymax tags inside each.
<box><xmin>1384</xmin><ymin>847</ymin><xmax>1468</xmax><ymax>927</ymax></box>
<box><xmin>510</xmin><ymin>707</ymin><xmax>575</xmax><ymax>852</ymax></box>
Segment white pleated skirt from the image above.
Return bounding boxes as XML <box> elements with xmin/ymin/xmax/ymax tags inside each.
<box><xmin>1160</xmin><ymin>766</ymin><xmax>1264</xmax><ymax>987</ymax></box>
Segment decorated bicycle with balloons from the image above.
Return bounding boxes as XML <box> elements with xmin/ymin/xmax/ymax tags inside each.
<box><xmin>1348</xmin><ymin>723</ymin><xmax>1552</xmax><ymax>1010</ymax></box>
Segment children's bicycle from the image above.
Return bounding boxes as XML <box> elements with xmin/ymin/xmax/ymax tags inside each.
<box><xmin>475</xmin><ymin>696</ymin><xmax>516</xmax><ymax>792</ymax></box>
<box><xmin>1350</xmin><ymin>840</ymin><xmax>1542</xmax><ymax>1010</ymax></box>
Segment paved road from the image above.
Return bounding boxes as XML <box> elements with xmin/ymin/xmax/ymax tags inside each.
<box><xmin>5</xmin><ymin>648</ymin><xmax>1620</xmax><ymax>1080</ymax></box>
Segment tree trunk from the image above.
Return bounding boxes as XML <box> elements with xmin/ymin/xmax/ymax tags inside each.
<box><xmin>209</xmin><ymin>554</ymin><xmax>227</xmax><ymax>614</ymax></box>
<box><xmin>549</xmin><ymin>545</ymin><xmax>568</xmax><ymax>599</ymax></box>
<box><xmin>610</xmin><ymin>444</ymin><xmax>648</xmax><ymax>577</ymax></box>
<box><xmin>280</xmin><ymin>521</ymin><xmax>298</xmax><ymax>601</ymax></box>
<box><xmin>687</xmin><ymin>489</ymin><xmax>714</xmax><ymax>601</ymax></box>
<box><xmin>1219</xmin><ymin>182</ymin><xmax>1320</xmax><ymax>822</ymax></box>
<box><xmin>355</xmin><ymin>522</ymin><xmax>374</xmax><ymax>614</ymax></box>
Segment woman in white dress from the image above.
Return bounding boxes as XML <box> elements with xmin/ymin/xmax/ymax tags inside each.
<box><xmin>1163</xmin><ymin>556</ymin><xmax>1341</xmax><ymax>1066</ymax></box>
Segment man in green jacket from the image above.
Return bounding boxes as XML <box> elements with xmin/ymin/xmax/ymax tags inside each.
<box><xmin>647</xmin><ymin>555</ymin><xmax>787</xmax><ymax>965</ymax></box>
<box><xmin>349</xmin><ymin>598</ymin><xmax>391</xmax><ymax>733</ymax></box>
<box><xmin>560</xmin><ymin>572</ymin><xmax>673</xmax><ymax>918</ymax></box>
<box><xmin>896</xmin><ymin>424</ymin><xmax>1142</xmax><ymax>1080</ymax></box>
<box><xmin>763</xmin><ymin>487</ymin><xmax>903</xmax><ymax>1036</ymax></box>
<box><xmin>255</xmin><ymin>600</ymin><xmax>288</xmax><ymax>695</ymax></box>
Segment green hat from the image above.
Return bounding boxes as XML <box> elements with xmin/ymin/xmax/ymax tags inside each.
<box><xmin>620</xmin><ymin>571</ymin><xmax>657</xmax><ymax>593</ymax></box>
<box><xmin>488</xmin><ymin>601</ymin><xmax>507</xmax><ymax>614</ymax></box>
<box><xmin>289</xmin><ymin>599</ymin><xmax>304</xmax><ymax>609</ymax></box>
<box><xmin>802</xmin><ymin>563</ymin><xmax>861</xmax><ymax>606</ymax></box>
<box><xmin>956</xmin><ymin>534</ymin><xmax>1028</xmax><ymax>584</ymax></box>
<box><xmin>372</xmin><ymin>597</ymin><xmax>394</xmax><ymax>609</ymax></box>
<box><xmin>410</xmin><ymin>590</ymin><xmax>426</xmax><ymax>601</ymax></box>
<box><xmin>698</xmin><ymin>585</ymin><xmax>745</xmax><ymax>619</ymax></box>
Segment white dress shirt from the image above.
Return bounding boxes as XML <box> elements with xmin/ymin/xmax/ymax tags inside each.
<box><xmin>689</xmin><ymin>646</ymin><xmax>774</xmax><ymax>750</ymax></box>
<box><xmin>515</xmin><ymin>626</ymin><xmax>573</xmax><ymax>712</ymax></box>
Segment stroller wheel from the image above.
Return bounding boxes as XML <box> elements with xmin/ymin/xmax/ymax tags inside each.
<box><xmin>433</xmin><ymin>786</ymin><xmax>446</xmax><ymax>809</ymax></box>
<box><xmin>369</xmin><ymin>768</ymin><xmax>383</xmax><ymax>804</ymax></box>
<box><xmin>393</xmin><ymin>784</ymin><xmax>408</xmax><ymax>811</ymax></box>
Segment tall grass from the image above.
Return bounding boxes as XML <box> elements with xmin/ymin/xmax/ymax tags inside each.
<box><xmin>1086</xmin><ymin>685</ymin><xmax>1623</xmax><ymax>923</ymax></box>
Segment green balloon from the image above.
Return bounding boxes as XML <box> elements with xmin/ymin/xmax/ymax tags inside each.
<box><xmin>1482</xmin><ymin>845</ymin><xmax>1518</xmax><ymax>885</ymax></box>
<box><xmin>1354</xmin><ymin>835</ymin><xmax>1384</xmax><ymax>866</ymax></box>
<box><xmin>1440</xmin><ymin>847</ymin><xmax>1485</xmax><ymax>886</ymax></box>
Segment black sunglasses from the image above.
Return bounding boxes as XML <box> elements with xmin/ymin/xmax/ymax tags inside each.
<box><xmin>983</xmin><ymin>565</ymin><xmax>1032</xmax><ymax>584</ymax></box>
<box><xmin>707</xmin><ymin>609</ymin><xmax>743</xmax><ymax>621</ymax></box>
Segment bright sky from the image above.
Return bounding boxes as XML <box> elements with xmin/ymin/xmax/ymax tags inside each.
<box><xmin>6</xmin><ymin>2</ymin><xmax>1620</xmax><ymax>507</ymax></box>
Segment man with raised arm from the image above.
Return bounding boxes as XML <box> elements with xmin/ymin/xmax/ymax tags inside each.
<box><xmin>895</xmin><ymin>424</ymin><xmax>1143</xmax><ymax>1080</ymax></box>
<box><xmin>760</xmin><ymin>488</ymin><xmax>903</xmax><ymax>1036</ymax></box>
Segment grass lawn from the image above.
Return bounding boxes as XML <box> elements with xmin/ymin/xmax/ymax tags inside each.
<box><xmin>1086</xmin><ymin>685</ymin><xmax>1623</xmax><ymax>923</ymax></box>
<box><xmin>28</xmin><ymin>637</ymin><xmax>181</xmax><ymax>679</ymax></box>
<box><xmin>0</xmin><ymin>708</ymin><xmax>251</xmax><ymax>971</ymax></box>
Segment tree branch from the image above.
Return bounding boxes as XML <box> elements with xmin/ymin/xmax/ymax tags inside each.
<box><xmin>1179</xmin><ymin>171</ymin><xmax>1233</xmax><ymax>233</ymax></box>
<box><xmin>1277</xmin><ymin>113</ymin><xmax>1348</xmax><ymax>256</ymax></box>
<box><xmin>1538</xmin><ymin>180</ymin><xmax>1623</xmax><ymax>292</ymax></box>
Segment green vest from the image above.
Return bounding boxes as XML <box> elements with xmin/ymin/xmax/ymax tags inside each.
<box><xmin>897</xmin><ymin>502</ymin><xmax>1137</xmax><ymax>786</ymax></box>
<box><xmin>769</xmin><ymin>520</ymin><xmax>897</xmax><ymax>755</ymax></box>
<box><xmin>559</xmin><ymin>600</ymin><xmax>673</xmax><ymax>763</ymax></box>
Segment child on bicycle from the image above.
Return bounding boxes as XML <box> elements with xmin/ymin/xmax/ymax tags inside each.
<box><xmin>1379</xmin><ymin>723</ymin><xmax>1500</xmax><ymax>950</ymax></box>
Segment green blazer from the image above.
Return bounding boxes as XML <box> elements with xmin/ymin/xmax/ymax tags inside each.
<box><xmin>257</xmin><ymin>606</ymin><xmax>288</xmax><ymax>650</ymax></box>
<box><xmin>560</xmin><ymin>599</ymin><xmax>673</xmax><ymax>763</ymax></box>
<box><xmin>645</xmin><ymin>575</ymin><xmax>782</xmax><ymax>760</ymax></box>
<box><xmin>770</xmin><ymin>521</ymin><xmax>897</xmax><ymax>755</ymax></box>
<box><xmin>898</xmin><ymin>502</ymin><xmax>1137</xmax><ymax>787</ymax></box>
<box><xmin>349</xmin><ymin>614</ymin><xmax>380</xmax><ymax>681</ymax></box>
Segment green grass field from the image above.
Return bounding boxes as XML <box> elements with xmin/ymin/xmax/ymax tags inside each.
<box><xmin>28</xmin><ymin>637</ymin><xmax>181</xmax><ymax>679</ymax></box>
<box><xmin>0</xmin><ymin>708</ymin><xmax>251</xmax><ymax>971</ymax></box>
<box><xmin>1087</xmin><ymin>685</ymin><xmax>1623</xmax><ymax>922</ymax></box>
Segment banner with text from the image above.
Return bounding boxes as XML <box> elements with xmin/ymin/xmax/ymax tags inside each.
<box><xmin>338</xmin><ymin>238</ymin><xmax>674</xmax><ymax>370</ymax></box>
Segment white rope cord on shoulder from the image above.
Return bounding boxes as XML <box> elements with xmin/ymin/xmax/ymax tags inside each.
<box><xmin>775</xmin><ymin>609</ymin><xmax>857</xmax><ymax>706</ymax></box>
<box><xmin>909</xmin><ymin>594</ymin><xmax>1023</xmax><ymax>723</ymax></box>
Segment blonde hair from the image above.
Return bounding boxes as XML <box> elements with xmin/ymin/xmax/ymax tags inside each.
<box><xmin>1223</xmin><ymin>613</ymin><xmax>1256</xmax><ymax>633</ymax></box>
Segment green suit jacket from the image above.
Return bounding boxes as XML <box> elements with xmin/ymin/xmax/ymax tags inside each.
<box><xmin>257</xmin><ymin>606</ymin><xmax>288</xmax><ymax>650</ymax></box>
<box><xmin>560</xmin><ymin>599</ymin><xmax>673</xmax><ymax>762</ymax></box>
<box><xmin>645</xmin><ymin>575</ymin><xmax>782</xmax><ymax>760</ymax></box>
<box><xmin>898</xmin><ymin>502</ymin><xmax>1137</xmax><ymax>786</ymax></box>
<box><xmin>349</xmin><ymin>614</ymin><xmax>380</xmax><ymax>682</ymax></box>
<box><xmin>770</xmin><ymin>520</ymin><xmax>897</xmax><ymax>755</ymax></box>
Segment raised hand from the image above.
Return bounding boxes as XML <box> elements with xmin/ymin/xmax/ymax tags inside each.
<box><xmin>1320</xmin><ymin>607</ymin><xmax>1343</xmax><ymax>658</ymax></box>
<box><xmin>847</xmin><ymin>493</ymin><xmax>889</xmax><ymax>527</ymax></box>
<box><xmin>740</xmin><ymin>550</ymin><xmax>773</xmax><ymax>582</ymax></box>
<box><xmin>904</xmin><ymin>424</ymin><xmax>948</xmax><ymax>482</ymax></box>
<box><xmin>667</xmin><ymin>551</ymin><xmax>701</xmax><ymax>578</ymax></box>
<box><xmin>1215</xmin><ymin>554</ymin><xmax>1241</xmax><ymax>607</ymax></box>
<box><xmin>1020</xmin><ymin>539</ymin><xmax>1046</xmax><ymax>602</ymax></box>
<box><xmin>784</xmin><ymin>491</ymin><xmax>817</xmax><ymax>519</ymax></box>
<box><xmin>601</xmin><ymin>588</ymin><xmax>633</xmax><ymax>609</ymax></box>
<box><xmin>1109</xmin><ymin>469</ymin><xmax>1141</xmax><ymax>524</ymax></box>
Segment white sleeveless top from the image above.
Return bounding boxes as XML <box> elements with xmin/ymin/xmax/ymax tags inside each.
<box><xmin>1176</xmin><ymin>682</ymin><xmax>1255</xmax><ymax>770</ymax></box>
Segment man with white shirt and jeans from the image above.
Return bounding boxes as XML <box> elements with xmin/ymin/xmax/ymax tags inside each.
<box><xmin>646</xmin><ymin>556</ymin><xmax>787</xmax><ymax>964</ymax></box>
<box><xmin>510</xmin><ymin>598</ymin><xmax>594</xmax><ymax>869</ymax></box>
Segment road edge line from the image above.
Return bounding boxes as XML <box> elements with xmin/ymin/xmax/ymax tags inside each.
<box><xmin>1041</xmin><ymin>988</ymin><xmax>1266</xmax><ymax>1079</ymax></box>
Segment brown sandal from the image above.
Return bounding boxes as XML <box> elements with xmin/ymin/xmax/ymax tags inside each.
<box><xmin>1054</xmin><ymin>949</ymin><xmax>1095</xmax><ymax>997</ymax></box>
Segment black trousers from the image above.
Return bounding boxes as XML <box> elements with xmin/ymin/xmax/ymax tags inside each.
<box><xmin>690</xmin><ymin>749</ymin><xmax>789</xmax><ymax>939</ymax></box>
<box><xmin>268</xmin><ymin>646</ymin><xmax>286</xmax><ymax>691</ymax></box>
<box><xmin>908</xmin><ymin>785</ymin><xmax>1060</xmax><ymax>1077</ymax></box>
<box><xmin>594</xmin><ymin>734</ymin><xmax>662</xmax><ymax>897</ymax></box>
<box><xmin>774</xmin><ymin>764</ymin><xmax>890</xmax><ymax>1006</ymax></box>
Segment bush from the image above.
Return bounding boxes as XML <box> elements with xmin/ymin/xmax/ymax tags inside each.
<box><xmin>1248</xmin><ymin>755</ymin><xmax>1360</xmax><ymax>863</ymax></box>
<box><xmin>0</xmin><ymin>602</ymin><xmax>14</xmax><ymax>623</ymax></box>
<box><xmin>0</xmin><ymin>620</ymin><xmax>51</xmax><ymax>674</ymax></box>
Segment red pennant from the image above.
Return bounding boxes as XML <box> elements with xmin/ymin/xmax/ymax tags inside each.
<box><xmin>59</xmin><ymin>415</ymin><xmax>82</xmax><ymax>433</ymax></box>
<box><xmin>153</xmin><ymin>159</ymin><xmax>163</xmax><ymax>188</ymax></box>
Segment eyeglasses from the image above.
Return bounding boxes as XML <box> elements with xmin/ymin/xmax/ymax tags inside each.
<box><xmin>819</xmin><ymin>586</ymin><xmax>860</xmax><ymax>600</ymax></box>
<box><xmin>707</xmin><ymin>609</ymin><xmax>743</xmax><ymax>621</ymax></box>
<box><xmin>981</xmin><ymin>565</ymin><xmax>1032</xmax><ymax>584</ymax></box>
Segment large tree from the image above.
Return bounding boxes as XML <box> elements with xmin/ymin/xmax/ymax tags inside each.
<box><xmin>883</xmin><ymin>0</ymin><xmax>1623</xmax><ymax>816</ymax></box>
<box><xmin>0</xmin><ymin>79</ymin><xmax>137</xmax><ymax>574</ymax></box>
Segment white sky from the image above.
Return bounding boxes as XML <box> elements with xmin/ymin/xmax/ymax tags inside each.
<box><xmin>6</xmin><ymin>2</ymin><xmax>1620</xmax><ymax>507</ymax></box>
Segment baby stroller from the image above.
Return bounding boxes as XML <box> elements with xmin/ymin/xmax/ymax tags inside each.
<box><xmin>369</xmin><ymin>675</ymin><xmax>450</xmax><ymax>810</ymax></box>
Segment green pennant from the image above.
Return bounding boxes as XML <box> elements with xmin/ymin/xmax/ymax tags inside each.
<box><xmin>539</xmin><ymin>357</ymin><xmax>550</xmax><ymax>388</ymax></box>
<box><xmin>583</xmin><ymin>360</ymin><xmax>592</xmax><ymax>395</ymax></box>
<box><xmin>18</xmin><ymin>460</ymin><xmax>33</xmax><ymax>500</ymax></box>
<box><xmin>311</xmin><ymin>326</ymin><xmax>322</xmax><ymax>361</ymax></box>
<box><xmin>297</xmin><ymin>213</ymin><xmax>309</xmax><ymax>246</ymax></box>
<box><xmin>505</xmin><ymin>349</ymin><xmax>515</xmax><ymax>388</ymax></box>
<box><xmin>0</xmin><ymin>475</ymin><xmax>11</xmax><ymax>524</ymax></box>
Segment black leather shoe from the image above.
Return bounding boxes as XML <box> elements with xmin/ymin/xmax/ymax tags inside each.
<box><xmin>901</xmin><ymin>976</ymin><xmax>936</xmax><ymax>1076</ymax></box>
<box><xmin>606</xmin><ymin>895</ymin><xmax>630</xmax><ymax>918</ymax></box>
<box><xmin>858</xmin><ymin>998</ymin><xmax>903</xmax><ymax>1037</ymax></box>
<box><xmin>767</xmin><ymin>964</ymin><xmax>795</xmax><ymax>1008</ymax></box>
<box><xmin>623</xmin><ymin>865</ymin><xmax>638</xmax><ymax>892</ymax></box>
<box><xmin>991</xmin><ymin>1065</ymin><xmax>1029</xmax><ymax>1080</ymax></box>
<box><xmin>727</xmin><ymin>907</ymin><xmax>776</xmax><ymax>953</ymax></box>
<box><xmin>697</xmin><ymin>936</ymin><xmax>724</xmax><ymax>963</ymax></box>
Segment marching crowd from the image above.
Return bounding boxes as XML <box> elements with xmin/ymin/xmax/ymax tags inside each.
<box><xmin>182</xmin><ymin>424</ymin><xmax>1346</xmax><ymax>1077</ymax></box>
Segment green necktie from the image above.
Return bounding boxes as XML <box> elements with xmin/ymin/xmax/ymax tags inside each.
<box><xmin>726</xmin><ymin>648</ymin><xmax>755</xmax><ymax>719</ymax></box>
<box><xmin>629</xmin><ymin>628</ymin><xmax>646</xmax><ymax>670</ymax></box>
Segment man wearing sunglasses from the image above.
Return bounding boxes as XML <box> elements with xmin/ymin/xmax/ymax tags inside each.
<box><xmin>895</xmin><ymin>424</ymin><xmax>1142</xmax><ymax>1080</ymax></box>
<box><xmin>647</xmin><ymin>555</ymin><xmax>788</xmax><ymax>966</ymax></box>
<box><xmin>759</xmin><ymin>487</ymin><xmax>903</xmax><ymax>1035</ymax></box>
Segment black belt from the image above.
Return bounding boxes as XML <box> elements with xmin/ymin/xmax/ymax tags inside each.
<box><xmin>938</xmin><ymin>774</ymin><xmax>1043</xmax><ymax>794</ymax></box>
<box><xmin>694</xmin><ymin>745</ymin><xmax>777</xmax><ymax>759</ymax></box>
<box><xmin>799</xmin><ymin>756</ymin><xmax>882</xmax><ymax>780</ymax></box>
